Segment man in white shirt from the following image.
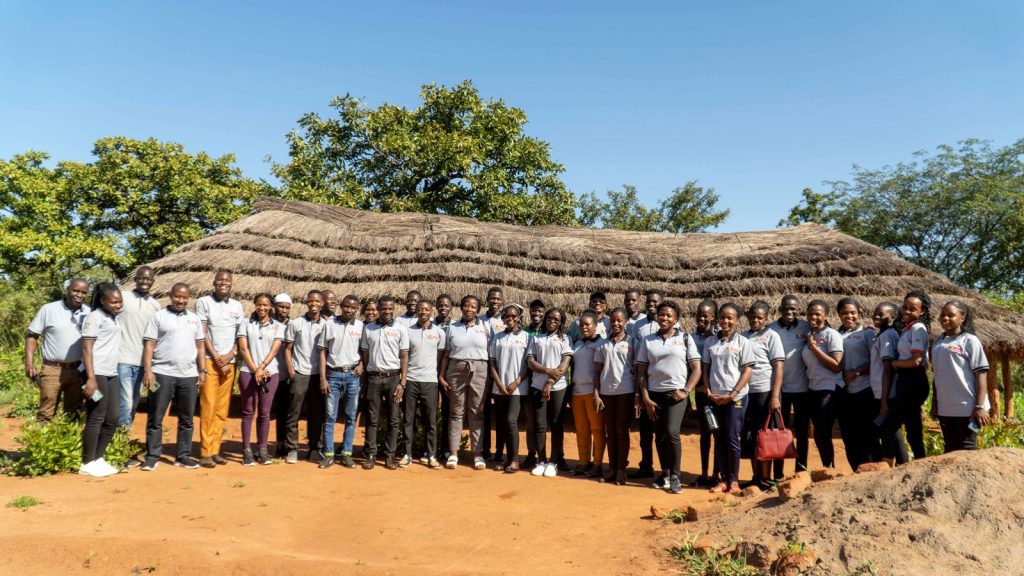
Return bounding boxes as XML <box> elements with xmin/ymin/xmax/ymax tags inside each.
<box><xmin>25</xmin><ymin>278</ymin><xmax>91</xmax><ymax>422</ymax></box>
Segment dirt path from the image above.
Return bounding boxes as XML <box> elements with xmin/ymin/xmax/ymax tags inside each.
<box><xmin>0</xmin><ymin>415</ymin><xmax>846</xmax><ymax>575</ymax></box>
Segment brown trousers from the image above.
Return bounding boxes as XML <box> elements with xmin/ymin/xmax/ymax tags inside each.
<box><xmin>37</xmin><ymin>364</ymin><xmax>84</xmax><ymax>422</ymax></box>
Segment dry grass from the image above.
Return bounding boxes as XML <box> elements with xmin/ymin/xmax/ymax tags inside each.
<box><xmin>124</xmin><ymin>197</ymin><xmax>1024</xmax><ymax>359</ymax></box>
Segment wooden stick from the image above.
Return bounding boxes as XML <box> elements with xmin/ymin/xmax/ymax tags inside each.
<box><xmin>987</xmin><ymin>351</ymin><xmax>1001</xmax><ymax>418</ymax></box>
<box><xmin>1004</xmin><ymin>357</ymin><xmax>1014</xmax><ymax>419</ymax></box>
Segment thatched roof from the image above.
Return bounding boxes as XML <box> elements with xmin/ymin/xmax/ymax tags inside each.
<box><xmin>127</xmin><ymin>197</ymin><xmax>1024</xmax><ymax>359</ymax></box>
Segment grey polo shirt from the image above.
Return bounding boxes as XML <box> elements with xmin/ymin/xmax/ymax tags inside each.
<box><xmin>528</xmin><ymin>332</ymin><xmax>574</xmax><ymax>391</ymax></box>
<box><xmin>594</xmin><ymin>334</ymin><xmax>636</xmax><ymax>395</ymax></box>
<box><xmin>195</xmin><ymin>295</ymin><xmax>244</xmax><ymax>362</ymax></box>
<box><xmin>143</xmin><ymin>308</ymin><xmax>204</xmax><ymax>378</ymax></box>
<box><xmin>801</xmin><ymin>327</ymin><xmax>844</xmax><ymax>391</ymax></box>
<box><xmin>27</xmin><ymin>300</ymin><xmax>91</xmax><ymax>363</ymax></box>
<box><xmin>482</xmin><ymin>312</ymin><xmax>506</xmax><ymax>339</ymax></box>
<box><xmin>869</xmin><ymin>327</ymin><xmax>900</xmax><ymax>400</ymax></box>
<box><xmin>407</xmin><ymin>322</ymin><xmax>445</xmax><ymax>383</ymax></box>
<box><xmin>571</xmin><ymin>337</ymin><xmax>604</xmax><ymax>395</ymax></box>
<box><xmin>841</xmin><ymin>326</ymin><xmax>875</xmax><ymax>394</ymax></box>
<box><xmin>237</xmin><ymin>318</ymin><xmax>285</xmax><ymax>374</ymax></box>
<box><xmin>360</xmin><ymin>321</ymin><xmax>410</xmax><ymax>373</ymax></box>
<box><xmin>81</xmin><ymin>309</ymin><xmax>121</xmax><ymax>377</ymax></box>
<box><xmin>742</xmin><ymin>328</ymin><xmax>785</xmax><ymax>394</ymax></box>
<box><xmin>701</xmin><ymin>333</ymin><xmax>756</xmax><ymax>399</ymax></box>
<box><xmin>568</xmin><ymin>316</ymin><xmax>610</xmax><ymax>342</ymax></box>
<box><xmin>395</xmin><ymin>313</ymin><xmax>418</xmax><ymax>329</ymax></box>
<box><xmin>897</xmin><ymin>322</ymin><xmax>930</xmax><ymax>368</ymax></box>
<box><xmin>637</xmin><ymin>330</ymin><xmax>700</xmax><ymax>393</ymax></box>
<box><xmin>117</xmin><ymin>290</ymin><xmax>162</xmax><ymax>366</ymax></box>
<box><xmin>769</xmin><ymin>319</ymin><xmax>811</xmax><ymax>393</ymax></box>
<box><xmin>445</xmin><ymin>319</ymin><xmax>490</xmax><ymax>361</ymax></box>
<box><xmin>319</xmin><ymin>316</ymin><xmax>364</xmax><ymax>369</ymax></box>
<box><xmin>931</xmin><ymin>332</ymin><xmax>990</xmax><ymax>418</ymax></box>
<box><xmin>285</xmin><ymin>315</ymin><xmax>327</xmax><ymax>376</ymax></box>
<box><xmin>489</xmin><ymin>330</ymin><xmax>531</xmax><ymax>395</ymax></box>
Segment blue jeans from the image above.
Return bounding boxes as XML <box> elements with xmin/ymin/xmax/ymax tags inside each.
<box><xmin>323</xmin><ymin>370</ymin><xmax>361</xmax><ymax>456</ymax></box>
<box><xmin>117</xmin><ymin>363</ymin><xmax>144</xmax><ymax>428</ymax></box>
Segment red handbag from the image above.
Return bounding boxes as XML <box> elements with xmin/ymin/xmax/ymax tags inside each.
<box><xmin>756</xmin><ymin>409</ymin><xmax>798</xmax><ymax>461</ymax></box>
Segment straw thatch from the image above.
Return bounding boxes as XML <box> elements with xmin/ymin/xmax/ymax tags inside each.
<box><xmin>125</xmin><ymin>197</ymin><xmax>1024</xmax><ymax>360</ymax></box>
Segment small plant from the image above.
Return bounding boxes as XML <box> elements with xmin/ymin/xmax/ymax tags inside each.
<box><xmin>779</xmin><ymin>538</ymin><xmax>805</xmax><ymax>555</ymax></box>
<box><xmin>7</xmin><ymin>495</ymin><xmax>41</xmax><ymax>509</ymax></box>
<box><xmin>9</xmin><ymin>413</ymin><xmax>83</xmax><ymax>476</ymax></box>
<box><xmin>232</xmin><ymin>480</ymin><xmax>246</xmax><ymax>488</ymax></box>
<box><xmin>104</xmin><ymin>427</ymin><xmax>144</xmax><ymax>469</ymax></box>
<box><xmin>668</xmin><ymin>532</ymin><xmax>761</xmax><ymax>576</ymax></box>
<box><xmin>852</xmin><ymin>560</ymin><xmax>879</xmax><ymax>575</ymax></box>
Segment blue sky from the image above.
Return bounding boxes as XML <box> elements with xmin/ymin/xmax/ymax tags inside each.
<box><xmin>2</xmin><ymin>1</ymin><xmax>1021</xmax><ymax>232</ymax></box>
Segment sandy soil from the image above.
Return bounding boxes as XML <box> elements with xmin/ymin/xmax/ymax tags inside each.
<box><xmin>0</xmin><ymin>413</ymin><xmax>846</xmax><ymax>576</ymax></box>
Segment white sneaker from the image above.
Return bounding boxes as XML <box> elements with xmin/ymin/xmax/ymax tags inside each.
<box><xmin>531</xmin><ymin>461</ymin><xmax>547</xmax><ymax>476</ymax></box>
<box><xmin>79</xmin><ymin>460</ymin><xmax>97</xmax><ymax>476</ymax></box>
<box><xmin>543</xmin><ymin>462</ymin><xmax>558</xmax><ymax>478</ymax></box>
<box><xmin>445</xmin><ymin>455</ymin><xmax>459</xmax><ymax>469</ymax></box>
<box><xmin>419</xmin><ymin>452</ymin><xmax>430</xmax><ymax>465</ymax></box>
<box><xmin>94</xmin><ymin>458</ymin><xmax>119</xmax><ymax>477</ymax></box>
<box><xmin>398</xmin><ymin>455</ymin><xmax>412</xmax><ymax>468</ymax></box>
<box><xmin>473</xmin><ymin>457</ymin><xmax>486</xmax><ymax>470</ymax></box>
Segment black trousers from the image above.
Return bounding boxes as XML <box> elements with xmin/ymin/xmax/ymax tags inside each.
<box><xmin>774</xmin><ymin>391</ymin><xmax>811</xmax><ymax>479</ymax></box>
<box><xmin>146</xmin><ymin>374</ymin><xmax>198</xmax><ymax>461</ymax></box>
<box><xmin>652</xmin><ymin>391</ymin><xmax>688</xmax><ymax>476</ymax></box>
<box><xmin>938</xmin><ymin>416</ymin><xmax>978</xmax><ymax>452</ymax></box>
<box><xmin>365</xmin><ymin>372</ymin><xmax>401</xmax><ymax>459</ymax></box>
<box><xmin>531</xmin><ymin>386</ymin><xmax>567</xmax><ymax>462</ymax></box>
<box><xmin>637</xmin><ymin>408</ymin><xmax>654</xmax><ymax>470</ymax></box>
<box><xmin>83</xmin><ymin>374</ymin><xmax>120</xmax><ymax>463</ymax></box>
<box><xmin>402</xmin><ymin>380</ymin><xmax>438</xmax><ymax>458</ymax></box>
<box><xmin>274</xmin><ymin>376</ymin><xmax>291</xmax><ymax>447</ymax></box>
<box><xmin>496</xmin><ymin>394</ymin><xmax>524</xmax><ymax>464</ymax></box>
<box><xmin>839</xmin><ymin>387</ymin><xmax>878</xmax><ymax>470</ymax></box>
<box><xmin>886</xmin><ymin>366</ymin><xmax>929</xmax><ymax>459</ymax></box>
<box><xmin>287</xmin><ymin>373</ymin><xmax>324</xmax><ymax>452</ymax></box>
<box><xmin>602</xmin><ymin>393</ymin><xmax>633</xmax><ymax>473</ymax></box>
<box><xmin>808</xmin><ymin>389</ymin><xmax>836</xmax><ymax>468</ymax></box>
<box><xmin>696</xmin><ymin>391</ymin><xmax>718</xmax><ymax>477</ymax></box>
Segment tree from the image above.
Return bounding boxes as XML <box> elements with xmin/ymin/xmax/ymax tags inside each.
<box><xmin>578</xmin><ymin>181</ymin><xmax>730</xmax><ymax>233</ymax></box>
<box><xmin>0</xmin><ymin>138</ymin><xmax>267</xmax><ymax>283</ymax></box>
<box><xmin>272</xmin><ymin>80</ymin><xmax>577</xmax><ymax>226</ymax></box>
<box><xmin>781</xmin><ymin>139</ymin><xmax>1024</xmax><ymax>292</ymax></box>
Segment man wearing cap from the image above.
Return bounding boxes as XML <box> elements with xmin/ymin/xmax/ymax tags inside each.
<box><xmin>25</xmin><ymin>278</ymin><xmax>92</xmax><ymax>422</ymax></box>
<box><xmin>116</xmin><ymin>266</ymin><xmax>162</xmax><ymax>430</ymax></box>
<box><xmin>195</xmin><ymin>269</ymin><xmax>244</xmax><ymax>468</ymax></box>
<box><xmin>271</xmin><ymin>293</ymin><xmax>293</xmax><ymax>456</ymax></box>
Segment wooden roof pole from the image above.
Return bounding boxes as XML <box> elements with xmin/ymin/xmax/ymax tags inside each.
<box><xmin>1003</xmin><ymin>357</ymin><xmax>1014</xmax><ymax>419</ymax></box>
<box><xmin>987</xmin><ymin>350</ymin><xmax>1001</xmax><ymax>418</ymax></box>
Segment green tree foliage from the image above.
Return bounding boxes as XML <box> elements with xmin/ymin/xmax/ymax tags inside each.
<box><xmin>780</xmin><ymin>139</ymin><xmax>1024</xmax><ymax>292</ymax></box>
<box><xmin>0</xmin><ymin>138</ymin><xmax>266</xmax><ymax>283</ymax></box>
<box><xmin>272</xmin><ymin>80</ymin><xmax>577</xmax><ymax>226</ymax></box>
<box><xmin>578</xmin><ymin>181</ymin><xmax>730</xmax><ymax>233</ymax></box>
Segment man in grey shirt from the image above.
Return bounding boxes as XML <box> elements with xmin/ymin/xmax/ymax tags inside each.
<box><xmin>400</xmin><ymin>300</ymin><xmax>445</xmax><ymax>468</ymax></box>
<box><xmin>25</xmin><ymin>278</ymin><xmax>91</xmax><ymax>422</ymax></box>
<box><xmin>116</xmin><ymin>266</ymin><xmax>162</xmax><ymax>429</ymax></box>
<box><xmin>359</xmin><ymin>295</ymin><xmax>410</xmax><ymax>470</ymax></box>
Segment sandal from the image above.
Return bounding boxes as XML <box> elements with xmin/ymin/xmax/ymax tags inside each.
<box><xmin>728</xmin><ymin>482</ymin><xmax>742</xmax><ymax>494</ymax></box>
<box><xmin>504</xmin><ymin>462</ymin><xmax>519</xmax><ymax>474</ymax></box>
<box><xmin>709</xmin><ymin>482</ymin><xmax>729</xmax><ymax>493</ymax></box>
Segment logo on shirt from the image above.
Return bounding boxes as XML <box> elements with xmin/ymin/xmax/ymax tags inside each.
<box><xmin>425</xmin><ymin>333</ymin><xmax>441</xmax><ymax>341</ymax></box>
<box><xmin>616</xmin><ymin>342</ymin><xmax>630</xmax><ymax>352</ymax></box>
<box><xmin>348</xmin><ymin>329</ymin><xmax>362</xmax><ymax>337</ymax></box>
<box><xmin>943</xmin><ymin>344</ymin><xmax>965</xmax><ymax>355</ymax></box>
<box><xmin>384</xmin><ymin>329</ymin><xmax>402</xmax><ymax>340</ymax></box>
<box><xmin>474</xmin><ymin>327</ymin><xmax>486</xmax><ymax>335</ymax></box>
<box><xmin>752</xmin><ymin>336</ymin><xmax>768</xmax><ymax>343</ymax></box>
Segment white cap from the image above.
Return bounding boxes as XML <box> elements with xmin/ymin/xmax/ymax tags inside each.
<box><xmin>274</xmin><ymin>293</ymin><xmax>293</xmax><ymax>305</ymax></box>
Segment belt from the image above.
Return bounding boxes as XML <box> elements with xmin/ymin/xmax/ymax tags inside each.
<box><xmin>367</xmin><ymin>370</ymin><xmax>399</xmax><ymax>378</ymax></box>
<box><xmin>329</xmin><ymin>364</ymin><xmax>357</xmax><ymax>373</ymax></box>
<box><xmin>43</xmin><ymin>360</ymin><xmax>78</xmax><ymax>368</ymax></box>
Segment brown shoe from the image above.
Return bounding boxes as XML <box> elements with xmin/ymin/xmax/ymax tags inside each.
<box><xmin>198</xmin><ymin>456</ymin><xmax>216</xmax><ymax>469</ymax></box>
<box><xmin>211</xmin><ymin>454</ymin><xmax>228</xmax><ymax>465</ymax></box>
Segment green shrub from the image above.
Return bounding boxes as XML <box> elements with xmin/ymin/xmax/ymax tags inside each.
<box><xmin>8</xmin><ymin>413</ymin><xmax>83</xmax><ymax>476</ymax></box>
<box><xmin>104</xmin><ymin>427</ymin><xmax>144</xmax><ymax>468</ymax></box>
<box><xmin>1</xmin><ymin>380</ymin><xmax>39</xmax><ymax>418</ymax></box>
<box><xmin>668</xmin><ymin>533</ymin><xmax>762</xmax><ymax>576</ymax></box>
<box><xmin>6</xmin><ymin>495</ymin><xmax>42</xmax><ymax>510</ymax></box>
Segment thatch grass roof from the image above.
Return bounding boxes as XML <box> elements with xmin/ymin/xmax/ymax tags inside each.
<box><xmin>126</xmin><ymin>197</ymin><xmax>1024</xmax><ymax>359</ymax></box>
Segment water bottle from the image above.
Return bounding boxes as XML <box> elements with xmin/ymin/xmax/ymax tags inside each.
<box><xmin>704</xmin><ymin>405</ymin><xmax>719</xmax><ymax>431</ymax></box>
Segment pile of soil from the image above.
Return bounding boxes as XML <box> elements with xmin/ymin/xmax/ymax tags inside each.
<box><xmin>671</xmin><ymin>448</ymin><xmax>1024</xmax><ymax>575</ymax></box>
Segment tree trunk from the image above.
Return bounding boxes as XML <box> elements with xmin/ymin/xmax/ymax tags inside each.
<box><xmin>1003</xmin><ymin>358</ymin><xmax>1014</xmax><ymax>419</ymax></box>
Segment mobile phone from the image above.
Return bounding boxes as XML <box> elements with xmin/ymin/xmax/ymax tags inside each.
<box><xmin>873</xmin><ymin>414</ymin><xmax>886</xmax><ymax>428</ymax></box>
<box><xmin>967</xmin><ymin>419</ymin><xmax>981</xmax><ymax>433</ymax></box>
<box><xmin>83</xmin><ymin>384</ymin><xmax>104</xmax><ymax>402</ymax></box>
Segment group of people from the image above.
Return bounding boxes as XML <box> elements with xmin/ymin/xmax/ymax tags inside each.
<box><xmin>26</xmin><ymin>269</ymin><xmax>992</xmax><ymax>493</ymax></box>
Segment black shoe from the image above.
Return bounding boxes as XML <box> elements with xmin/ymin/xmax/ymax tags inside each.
<box><xmin>482</xmin><ymin>450</ymin><xmax>492</xmax><ymax>460</ymax></box>
<box><xmin>691</xmin><ymin>475</ymin><xmax>712</xmax><ymax>487</ymax></box>
<box><xmin>242</xmin><ymin>450</ymin><xmax>256</xmax><ymax>466</ymax></box>
<box><xmin>197</xmin><ymin>456</ymin><xmax>216</xmax><ymax>469</ymax></box>
<box><xmin>385</xmin><ymin>458</ymin><xmax>398</xmax><ymax>470</ymax></box>
<box><xmin>212</xmin><ymin>454</ymin><xmax>229</xmax><ymax>465</ymax></box>
<box><xmin>629</xmin><ymin>466</ymin><xmax>655</xmax><ymax>479</ymax></box>
<box><xmin>257</xmin><ymin>447</ymin><xmax>273</xmax><ymax>465</ymax></box>
<box><xmin>274</xmin><ymin>444</ymin><xmax>288</xmax><ymax>458</ymax></box>
<box><xmin>362</xmin><ymin>458</ymin><xmax>376</xmax><ymax>470</ymax></box>
<box><xmin>340</xmin><ymin>455</ymin><xmax>357</xmax><ymax>468</ymax></box>
<box><xmin>521</xmin><ymin>455</ymin><xmax>537</xmax><ymax>469</ymax></box>
<box><xmin>319</xmin><ymin>455</ymin><xmax>335</xmax><ymax>469</ymax></box>
<box><xmin>669</xmin><ymin>475</ymin><xmax>683</xmax><ymax>494</ymax></box>
<box><xmin>651</xmin><ymin>475</ymin><xmax>669</xmax><ymax>490</ymax></box>
<box><xmin>141</xmin><ymin>458</ymin><xmax>158</xmax><ymax>472</ymax></box>
<box><xmin>555</xmin><ymin>457</ymin><xmax>569</xmax><ymax>469</ymax></box>
<box><xmin>176</xmin><ymin>457</ymin><xmax>200</xmax><ymax>469</ymax></box>
<box><xmin>306</xmin><ymin>449</ymin><xmax>322</xmax><ymax>463</ymax></box>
